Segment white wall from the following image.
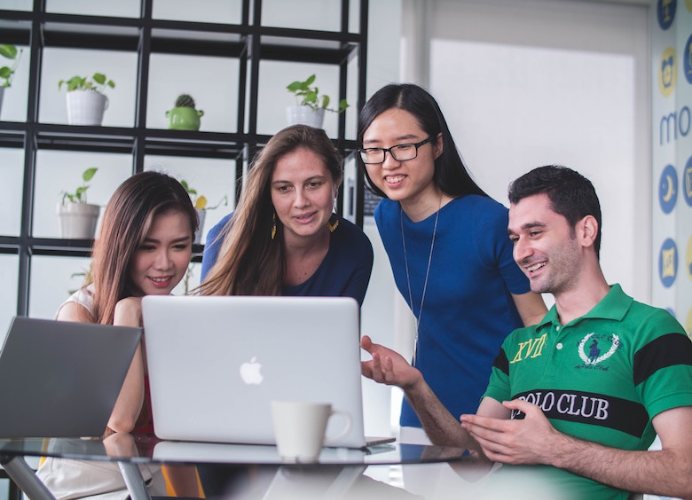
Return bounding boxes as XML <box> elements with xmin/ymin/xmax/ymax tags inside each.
<box><xmin>426</xmin><ymin>0</ymin><xmax>651</xmax><ymax>303</ymax></box>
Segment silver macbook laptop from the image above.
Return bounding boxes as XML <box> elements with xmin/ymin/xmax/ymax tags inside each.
<box><xmin>0</xmin><ymin>316</ymin><xmax>141</xmax><ymax>438</ymax></box>
<box><xmin>142</xmin><ymin>296</ymin><xmax>392</xmax><ymax>448</ymax></box>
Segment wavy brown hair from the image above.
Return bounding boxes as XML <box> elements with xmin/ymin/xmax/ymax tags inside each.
<box><xmin>198</xmin><ymin>125</ymin><xmax>342</xmax><ymax>296</ymax></box>
<box><xmin>90</xmin><ymin>171</ymin><xmax>198</xmax><ymax>324</ymax></box>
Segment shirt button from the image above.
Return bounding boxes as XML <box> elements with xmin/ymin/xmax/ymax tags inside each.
<box><xmin>556</xmin><ymin>343</ymin><xmax>563</xmax><ymax>350</ymax></box>
<box><xmin>555</xmin><ymin>326</ymin><xmax>560</xmax><ymax>331</ymax></box>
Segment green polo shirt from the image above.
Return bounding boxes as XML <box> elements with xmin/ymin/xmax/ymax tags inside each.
<box><xmin>484</xmin><ymin>284</ymin><xmax>692</xmax><ymax>499</ymax></box>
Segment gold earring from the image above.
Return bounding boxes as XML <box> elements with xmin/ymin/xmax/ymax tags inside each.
<box><xmin>271</xmin><ymin>213</ymin><xmax>277</xmax><ymax>240</ymax></box>
<box><xmin>327</xmin><ymin>215</ymin><xmax>339</xmax><ymax>233</ymax></box>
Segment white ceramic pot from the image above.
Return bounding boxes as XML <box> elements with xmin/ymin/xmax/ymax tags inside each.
<box><xmin>57</xmin><ymin>203</ymin><xmax>100</xmax><ymax>239</ymax></box>
<box><xmin>195</xmin><ymin>208</ymin><xmax>206</xmax><ymax>244</ymax></box>
<box><xmin>66</xmin><ymin>90</ymin><xmax>108</xmax><ymax>126</ymax></box>
<box><xmin>286</xmin><ymin>105</ymin><xmax>325</xmax><ymax>128</ymax></box>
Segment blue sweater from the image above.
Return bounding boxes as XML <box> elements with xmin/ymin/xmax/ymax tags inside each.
<box><xmin>375</xmin><ymin>195</ymin><xmax>530</xmax><ymax>427</ymax></box>
<box><xmin>201</xmin><ymin>213</ymin><xmax>374</xmax><ymax>306</ymax></box>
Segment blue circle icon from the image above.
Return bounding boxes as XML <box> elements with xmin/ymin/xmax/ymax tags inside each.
<box><xmin>659</xmin><ymin>164</ymin><xmax>678</xmax><ymax>213</ymax></box>
<box><xmin>658</xmin><ymin>238</ymin><xmax>678</xmax><ymax>288</ymax></box>
<box><xmin>685</xmin><ymin>156</ymin><xmax>692</xmax><ymax>207</ymax></box>
<box><xmin>657</xmin><ymin>0</ymin><xmax>676</xmax><ymax>30</ymax></box>
<box><xmin>685</xmin><ymin>33</ymin><xmax>692</xmax><ymax>84</ymax></box>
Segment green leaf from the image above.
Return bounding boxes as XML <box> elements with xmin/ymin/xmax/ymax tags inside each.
<box><xmin>59</xmin><ymin>74</ymin><xmax>115</xmax><ymax>92</ymax></box>
<box><xmin>74</xmin><ymin>186</ymin><xmax>87</xmax><ymax>202</ymax></box>
<box><xmin>287</xmin><ymin>81</ymin><xmax>303</xmax><ymax>92</ymax></box>
<box><xmin>286</xmin><ymin>74</ymin><xmax>347</xmax><ymax>113</ymax></box>
<box><xmin>304</xmin><ymin>92</ymin><xmax>317</xmax><ymax>105</ymax></box>
<box><xmin>82</xmin><ymin>167</ymin><xmax>98</xmax><ymax>181</ymax></box>
<box><xmin>0</xmin><ymin>44</ymin><xmax>17</xmax><ymax>60</ymax></box>
<box><xmin>0</xmin><ymin>67</ymin><xmax>10</xmax><ymax>79</ymax></box>
<box><xmin>64</xmin><ymin>76</ymin><xmax>86</xmax><ymax>92</ymax></box>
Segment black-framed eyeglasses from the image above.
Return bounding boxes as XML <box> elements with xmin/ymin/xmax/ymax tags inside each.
<box><xmin>358</xmin><ymin>136</ymin><xmax>435</xmax><ymax>164</ymax></box>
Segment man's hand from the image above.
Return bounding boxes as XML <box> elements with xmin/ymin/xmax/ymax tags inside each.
<box><xmin>460</xmin><ymin>399</ymin><xmax>563</xmax><ymax>465</ymax></box>
<box><xmin>360</xmin><ymin>335</ymin><xmax>422</xmax><ymax>390</ymax></box>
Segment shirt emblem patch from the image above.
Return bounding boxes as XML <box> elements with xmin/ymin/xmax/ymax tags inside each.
<box><xmin>577</xmin><ymin>333</ymin><xmax>620</xmax><ymax>367</ymax></box>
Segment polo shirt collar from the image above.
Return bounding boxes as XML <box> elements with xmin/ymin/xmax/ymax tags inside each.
<box><xmin>535</xmin><ymin>283</ymin><xmax>632</xmax><ymax>330</ymax></box>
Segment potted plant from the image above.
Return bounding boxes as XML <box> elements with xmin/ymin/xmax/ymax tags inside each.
<box><xmin>0</xmin><ymin>43</ymin><xmax>21</xmax><ymax>115</ymax></box>
<box><xmin>180</xmin><ymin>179</ymin><xmax>227</xmax><ymax>244</ymax></box>
<box><xmin>58</xmin><ymin>73</ymin><xmax>115</xmax><ymax>126</ymax></box>
<box><xmin>57</xmin><ymin>167</ymin><xmax>100</xmax><ymax>239</ymax></box>
<box><xmin>166</xmin><ymin>94</ymin><xmax>204</xmax><ymax>131</ymax></box>
<box><xmin>286</xmin><ymin>74</ymin><xmax>348</xmax><ymax>128</ymax></box>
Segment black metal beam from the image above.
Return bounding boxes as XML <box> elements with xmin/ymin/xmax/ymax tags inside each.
<box><xmin>259</xmin><ymin>43</ymin><xmax>354</xmax><ymax>64</ymax></box>
<box><xmin>3</xmin><ymin>0</ymin><xmax>368</xmax><ymax>319</ymax></box>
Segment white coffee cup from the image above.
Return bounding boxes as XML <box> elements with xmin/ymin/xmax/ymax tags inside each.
<box><xmin>271</xmin><ymin>401</ymin><xmax>352</xmax><ymax>462</ymax></box>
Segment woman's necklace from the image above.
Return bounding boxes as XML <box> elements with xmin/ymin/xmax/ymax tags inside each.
<box><xmin>400</xmin><ymin>197</ymin><xmax>442</xmax><ymax>366</ymax></box>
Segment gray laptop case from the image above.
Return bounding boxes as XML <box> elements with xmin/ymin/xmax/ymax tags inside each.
<box><xmin>0</xmin><ymin>316</ymin><xmax>141</xmax><ymax>438</ymax></box>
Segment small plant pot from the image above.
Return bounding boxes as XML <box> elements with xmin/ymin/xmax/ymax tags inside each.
<box><xmin>66</xmin><ymin>90</ymin><xmax>108</xmax><ymax>126</ymax></box>
<box><xmin>166</xmin><ymin>107</ymin><xmax>204</xmax><ymax>131</ymax></box>
<box><xmin>0</xmin><ymin>87</ymin><xmax>4</xmax><ymax>117</ymax></box>
<box><xmin>195</xmin><ymin>208</ymin><xmax>206</xmax><ymax>244</ymax></box>
<box><xmin>57</xmin><ymin>202</ymin><xmax>100</xmax><ymax>239</ymax></box>
<box><xmin>286</xmin><ymin>105</ymin><xmax>324</xmax><ymax>128</ymax></box>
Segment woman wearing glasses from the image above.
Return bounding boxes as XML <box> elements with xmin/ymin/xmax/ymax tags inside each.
<box><xmin>358</xmin><ymin>83</ymin><xmax>546</xmax><ymax>443</ymax></box>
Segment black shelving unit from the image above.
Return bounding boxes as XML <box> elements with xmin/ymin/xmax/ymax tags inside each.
<box><xmin>0</xmin><ymin>0</ymin><xmax>369</xmax><ymax>317</ymax></box>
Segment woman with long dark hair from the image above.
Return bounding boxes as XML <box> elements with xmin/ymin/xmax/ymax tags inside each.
<box><xmin>38</xmin><ymin>171</ymin><xmax>200</xmax><ymax>498</ymax></box>
<box><xmin>59</xmin><ymin>171</ymin><xmax>197</xmax><ymax>433</ymax></box>
<box><xmin>358</xmin><ymin>84</ymin><xmax>546</xmax><ymax>442</ymax></box>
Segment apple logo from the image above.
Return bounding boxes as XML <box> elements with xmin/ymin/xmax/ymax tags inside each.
<box><xmin>239</xmin><ymin>356</ymin><xmax>263</xmax><ymax>385</ymax></box>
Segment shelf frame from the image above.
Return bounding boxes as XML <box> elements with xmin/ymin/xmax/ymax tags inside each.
<box><xmin>1</xmin><ymin>0</ymin><xmax>368</xmax><ymax>316</ymax></box>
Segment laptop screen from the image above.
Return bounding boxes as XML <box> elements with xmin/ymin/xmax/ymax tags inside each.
<box><xmin>142</xmin><ymin>295</ymin><xmax>367</xmax><ymax>448</ymax></box>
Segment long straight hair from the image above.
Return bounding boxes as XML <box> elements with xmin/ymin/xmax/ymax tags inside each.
<box><xmin>198</xmin><ymin>125</ymin><xmax>342</xmax><ymax>296</ymax></box>
<box><xmin>90</xmin><ymin>171</ymin><xmax>198</xmax><ymax>324</ymax></box>
<box><xmin>357</xmin><ymin>83</ymin><xmax>487</xmax><ymax>199</ymax></box>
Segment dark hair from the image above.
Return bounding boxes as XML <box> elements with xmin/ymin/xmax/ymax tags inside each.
<box><xmin>357</xmin><ymin>83</ymin><xmax>486</xmax><ymax>198</ymax></box>
<box><xmin>508</xmin><ymin>165</ymin><xmax>602</xmax><ymax>257</ymax></box>
<box><xmin>199</xmin><ymin>124</ymin><xmax>342</xmax><ymax>296</ymax></box>
<box><xmin>91</xmin><ymin>171</ymin><xmax>198</xmax><ymax>324</ymax></box>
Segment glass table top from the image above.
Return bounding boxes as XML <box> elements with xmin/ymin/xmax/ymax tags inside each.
<box><xmin>0</xmin><ymin>434</ymin><xmax>470</xmax><ymax>466</ymax></box>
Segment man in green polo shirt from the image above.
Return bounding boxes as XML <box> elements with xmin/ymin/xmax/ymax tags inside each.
<box><xmin>361</xmin><ymin>165</ymin><xmax>692</xmax><ymax>499</ymax></box>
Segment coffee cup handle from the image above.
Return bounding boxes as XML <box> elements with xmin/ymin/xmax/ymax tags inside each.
<box><xmin>328</xmin><ymin>410</ymin><xmax>352</xmax><ymax>442</ymax></box>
